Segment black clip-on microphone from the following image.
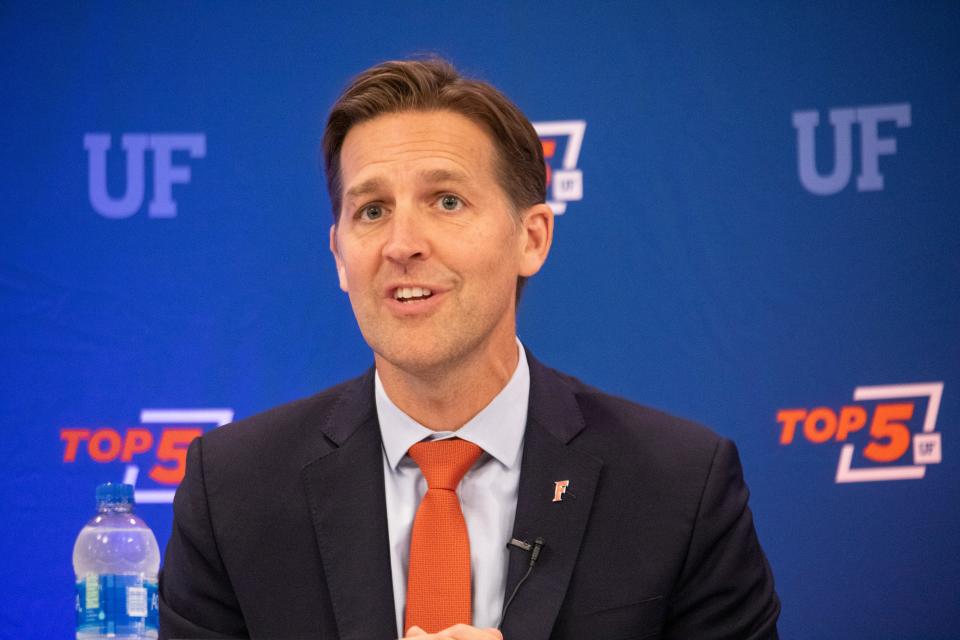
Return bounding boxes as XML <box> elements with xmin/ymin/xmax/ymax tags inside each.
<box><xmin>497</xmin><ymin>536</ymin><xmax>545</xmax><ymax>630</ymax></box>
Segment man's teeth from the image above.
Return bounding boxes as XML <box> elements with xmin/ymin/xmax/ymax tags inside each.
<box><xmin>395</xmin><ymin>287</ymin><xmax>433</xmax><ymax>301</ymax></box>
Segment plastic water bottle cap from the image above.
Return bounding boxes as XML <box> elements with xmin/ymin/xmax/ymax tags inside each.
<box><xmin>95</xmin><ymin>482</ymin><xmax>134</xmax><ymax>507</ymax></box>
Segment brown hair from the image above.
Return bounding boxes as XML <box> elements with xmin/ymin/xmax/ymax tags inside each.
<box><xmin>322</xmin><ymin>57</ymin><xmax>546</xmax><ymax>222</ymax></box>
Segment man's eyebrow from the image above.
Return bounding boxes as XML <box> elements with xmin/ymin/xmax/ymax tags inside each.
<box><xmin>343</xmin><ymin>178</ymin><xmax>385</xmax><ymax>200</ymax></box>
<box><xmin>417</xmin><ymin>168</ymin><xmax>471</xmax><ymax>185</ymax></box>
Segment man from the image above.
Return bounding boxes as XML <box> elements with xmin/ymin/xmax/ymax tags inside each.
<box><xmin>159</xmin><ymin>58</ymin><xmax>779</xmax><ymax>640</ymax></box>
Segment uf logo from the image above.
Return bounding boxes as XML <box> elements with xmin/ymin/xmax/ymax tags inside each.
<box><xmin>791</xmin><ymin>104</ymin><xmax>910</xmax><ymax>195</ymax></box>
<box><xmin>83</xmin><ymin>133</ymin><xmax>206</xmax><ymax>218</ymax></box>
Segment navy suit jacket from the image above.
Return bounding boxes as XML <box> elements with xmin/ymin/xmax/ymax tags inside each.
<box><xmin>159</xmin><ymin>352</ymin><xmax>780</xmax><ymax>639</ymax></box>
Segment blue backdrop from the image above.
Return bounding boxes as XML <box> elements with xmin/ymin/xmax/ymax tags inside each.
<box><xmin>2</xmin><ymin>2</ymin><xmax>958</xmax><ymax>638</ymax></box>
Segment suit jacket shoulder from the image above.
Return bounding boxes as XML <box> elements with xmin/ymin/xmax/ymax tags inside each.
<box><xmin>530</xmin><ymin>361</ymin><xmax>726</xmax><ymax>515</ymax></box>
<box><xmin>519</xmin><ymin>356</ymin><xmax>779</xmax><ymax>640</ymax></box>
<box><xmin>201</xmin><ymin>369</ymin><xmax>374</xmax><ymax>471</ymax></box>
<box><xmin>553</xmin><ymin>365</ymin><xmax>722</xmax><ymax>461</ymax></box>
<box><xmin>160</xmin><ymin>368</ymin><xmax>390</xmax><ymax>640</ymax></box>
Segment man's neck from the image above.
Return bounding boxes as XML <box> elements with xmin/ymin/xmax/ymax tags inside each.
<box><xmin>374</xmin><ymin>336</ymin><xmax>520</xmax><ymax>431</ymax></box>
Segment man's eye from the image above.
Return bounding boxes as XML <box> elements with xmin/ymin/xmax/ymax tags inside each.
<box><xmin>439</xmin><ymin>195</ymin><xmax>462</xmax><ymax>211</ymax></box>
<box><xmin>359</xmin><ymin>204</ymin><xmax>383</xmax><ymax>220</ymax></box>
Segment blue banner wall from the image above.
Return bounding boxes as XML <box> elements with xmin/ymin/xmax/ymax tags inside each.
<box><xmin>2</xmin><ymin>2</ymin><xmax>958</xmax><ymax>638</ymax></box>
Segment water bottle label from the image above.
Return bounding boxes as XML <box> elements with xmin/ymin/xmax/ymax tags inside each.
<box><xmin>76</xmin><ymin>574</ymin><xmax>159</xmax><ymax>635</ymax></box>
<box><xmin>126</xmin><ymin>585</ymin><xmax>147</xmax><ymax>617</ymax></box>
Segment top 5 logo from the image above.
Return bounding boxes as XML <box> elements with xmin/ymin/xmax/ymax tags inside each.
<box><xmin>777</xmin><ymin>382</ymin><xmax>944</xmax><ymax>483</ymax></box>
<box><xmin>534</xmin><ymin>120</ymin><xmax>586</xmax><ymax>215</ymax></box>
<box><xmin>61</xmin><ymin>408</ymin><xmax>232</xmax><ymax>503</ymax></box>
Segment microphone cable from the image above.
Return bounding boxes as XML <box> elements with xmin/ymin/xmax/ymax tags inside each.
<box><xmin>497</xmin><ymin>537</ymin><xmax>545</xmax><ymax>630</ymax></box>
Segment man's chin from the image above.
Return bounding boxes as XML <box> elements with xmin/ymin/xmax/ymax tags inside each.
<box><xmin>373</xmin><ymin>347</ymin><xmax>454</xmax><ymax>378</ymax></box>
<box><xmin>368</xmin><ymin>335</ymin><xmax>475</xmax><ymax>379</ymax></box>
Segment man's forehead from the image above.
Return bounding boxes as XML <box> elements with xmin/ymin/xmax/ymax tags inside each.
<box><xmin>340</xmin><ymin>111</ymin><xmax>495</xmax><ymax>170</ymax></box>
<box><xmin>347</xmin><ymin>108</ymin><xmax>489</xmax><ymax>138</ymax></box>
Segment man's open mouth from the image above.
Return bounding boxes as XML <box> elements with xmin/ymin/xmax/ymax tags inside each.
<box><xmin>394</xmin><ymin>287</ymin><xmax>434</xmax><ymax>303</ymax></box>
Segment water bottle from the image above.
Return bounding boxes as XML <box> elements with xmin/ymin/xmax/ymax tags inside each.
<box><xmin>73</xmin><ymin>483</ymin><xmax>160</xmax><ymax>639</ymax></box>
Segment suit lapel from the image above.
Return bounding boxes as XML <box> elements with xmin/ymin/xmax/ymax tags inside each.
<box><xmin>301</xmin><ymin>369</ymin><xmax>397</xmax><ymax>640</ymax></box>
<box><xmin>500</xmin><ymin>354</ymin><xmax>603</xmax><ymax>640</ymax></box>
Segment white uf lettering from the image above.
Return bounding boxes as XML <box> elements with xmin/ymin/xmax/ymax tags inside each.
<box><xmin>791</xmin><ymin>104</ymin><xmax>910</xmax><ymax>195</ymax></box>
<box><xmin>83</xmin><ymin>133</ymin><xmax>207</xmax><ymax>218</ymax></box>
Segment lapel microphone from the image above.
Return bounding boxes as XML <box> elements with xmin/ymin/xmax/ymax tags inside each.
<box><xmin>498</xmin><ymin>537</ymin><xmax>546</xmax><ymax>630</ymax></box>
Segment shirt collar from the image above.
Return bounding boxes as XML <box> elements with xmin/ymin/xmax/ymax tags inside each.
<box><xmin>376</xmin><ymin>339</ymin><xmax>529</xmax><ymax>471</ymax></box>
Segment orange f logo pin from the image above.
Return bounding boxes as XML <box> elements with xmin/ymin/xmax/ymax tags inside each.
<box><xmin>552</xmin><ymin>480</ymin><xmax>570</xmax><ymax>502</ymax></box>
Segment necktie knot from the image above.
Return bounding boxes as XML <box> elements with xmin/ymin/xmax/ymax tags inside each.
<box><xmin>408</xmin><ymin>438</ymin><xmax>482</xmax><ymax>490</ymax></box>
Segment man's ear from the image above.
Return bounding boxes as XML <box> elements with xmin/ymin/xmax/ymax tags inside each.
<box><xmin>517</xmin><ymin>203</ymin><xmax>554</xmax><ymax>277</ymax></box>
<box><xmin>329</xmin><ymin>224</ymin><xmax>349</xmax><ymax>292</ymax></box>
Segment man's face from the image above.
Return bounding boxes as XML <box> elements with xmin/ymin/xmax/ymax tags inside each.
<box><xmin>330</xmin><ymin>110</ymin><xmax>551</xmax><ymax>376</ymax></box>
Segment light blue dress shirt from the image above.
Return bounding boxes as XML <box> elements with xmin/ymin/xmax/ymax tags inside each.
<box><xmin>375</xmin><ymin>340</ymin><xmax>529</xmax><ymax>638</ymax></box>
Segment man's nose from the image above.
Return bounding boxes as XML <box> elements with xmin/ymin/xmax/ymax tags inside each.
<box><xmin>382</xmin><ymin>206</ymin><xmax>430</xmax><ymax>266</ymax></box>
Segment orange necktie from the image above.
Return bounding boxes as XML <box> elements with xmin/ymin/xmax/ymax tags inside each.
<box><xmin>404</xmin><ymin>438</ymin><xmax>483</xmax><ymax>634</ymax></box>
